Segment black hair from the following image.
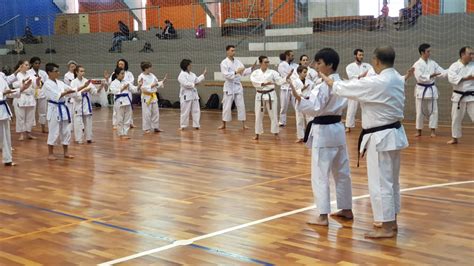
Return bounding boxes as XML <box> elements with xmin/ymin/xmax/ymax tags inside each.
<box><xmin>459</xmin><ymin>46</ymin><xmax>472</xmax><ymax>58</ymax></box>
<box><xmin>353</xmin><ymin>48</ymin><xmax>364</xmax><ymax>55</ymax></box>
<box><xmin>299</xmin><ymin>54</ymin><xmax>308</xmax><ymax>62</ymax></box>
<box><xmin>29</xmin><ymin>56</ymin><xmax>41</xmax><ymax>65</ymax></box>
<box><xmin>418</xmin><ymin>43</ymin><xmax>431</xmax><ymax>55</ymax></box>
<box><xmin>180</xmin><ymin>59</ymin><xmax>192</xmax><ymax>71</ymax></box>
<box><xmin>314</xmin><ymin>48</ymin><xmax>340</xmax><ymax>71</ymax></box>
<box><xmin>14</xmin><ymin>59</ymin><xmax>28</xmax><ymax>71</ymax></box>
<box><xmin>116</xmin><ymin>58</ymin><xmax>129</xmax><ymax>71</ymax></box>
<box><xmin>258</xmin><ymin>55</ymin><xmax>268</xmax><ymax>63</ymax></box>
<box><xmin>374</xmin><ymin>46</ymin><xmax>396</xmax><ymax>67</ymax></box>
<box><xmin>141</xmin><ymin>61</ymin><xmax>152</xmax><ymax>71</ymax></box>
<box><xmin>45</xmin><ymin>62</ymin><xmax>59</xmax><ymax>73</ymax></box>
<box><xmin>226</xmin><ymin>45</ymin><xmax>235</xmax><ymax>51</ymax></box>
<box><xmin>297</xmin><ymin>65</ymin><xmax>308</xmax><ymax>74</ymax></box>
<box><xmin>111</xmin><ymin>67</ymin><xmax>124</xmax><ymax>81</ymax></box>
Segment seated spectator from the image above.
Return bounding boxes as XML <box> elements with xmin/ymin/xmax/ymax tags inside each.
<box><xmin>21</xmin><ymin>26</ymin><xmax>41</xmax><ymax>44</ymax></box>
<box><xmin>195</xmin><ymin>24</ymin><xmax>206</xmax><ymax>39</ymax></box>
<box><xmin>395</xmin><ymin>0</ymin><xmax>422</xmax><ymax>30</ymax></box>
<box><xmin>156</xmin><ymin>20</ymin><xmax>177</xmax><ymax>39</ymax></box>
<box><xmin>109</xmin><ymin>21</ymin><xmax>130</xmax><ymax>53</ymax></box>
<box><xmin>376</xmin><ymin>0</ymin><xmax>389</xmax><ymax>30</ymax></box>
<box><xmin>7</xmin><ymin>38</ymin><xmax>25</xmax><ymax>54</ymax></box>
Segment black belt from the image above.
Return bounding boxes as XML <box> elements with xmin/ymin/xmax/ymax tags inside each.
<box><xmin>357</xmin><ymin>121</ymin><xmax>401</xmax><ymax>167</ymax></box>
<box><xmin>453</xmin><ymin>90</ymin><xmax>474</xmax><ymax>109</ymax></box>
<box><xmin>0</xmin><ymin>100</ymin><xmax>12</xmax><ymax>117</ymax></box>
<box><xmin>418</xmin><ymin>83</ymin><xmax>435</xmax><ymax>116</ymax></box>
<box><xmin>256</xmin><ymin>89</ymin><xmax>275</xmax><ymax>112</ymax></box>
<box><xmin>303</xmin><ymin>115</ymin><xmax>342</xmax><ymax>143</ymax></box>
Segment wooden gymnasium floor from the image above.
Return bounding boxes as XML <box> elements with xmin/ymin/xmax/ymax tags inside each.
<box><xmin>0</xmin><ymin>107</ymin><xmax>473</xmax><ymax>265</ymax></box>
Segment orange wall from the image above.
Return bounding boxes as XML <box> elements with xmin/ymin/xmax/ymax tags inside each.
<box><xmin>220</xmin><ymin>0</ymin><xmax>294</xmax><ymax>25</ymax></box>
<box><xmin>468</xmin><ymin>0</ymin><xmax>474</xmax><ymax>14</ymax></box>
<box><xmin>422</xmin><ymin>0</ymin><xmax>440</xmax><ymax>15</ymax></box>
<box><xmin>88</xmin><ymin>11</ymin><xmax>134</xmax><ymax>33</ymax></box>
<box><xmin>146</xmin><ymin>4</ymin><xmax>206</xmax><ymax>29</ymax></box>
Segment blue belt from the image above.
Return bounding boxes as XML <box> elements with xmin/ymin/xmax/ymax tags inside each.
<box><xmin>81</xmin><ymin>93</ymin><xmax>92</xmax><ymax>115</ymax></box>
<box><xmin>115</xmin><ymin>93</ymin><xmax>133</xmax><ymax>109</ymax></box>
<box><xmin>418</xmin><ymin>82</ymin><xmax>435</xmax><ymax>117</ymax></box>
<box><xmin>0</xmin><ymin>100</ymin><xmax>12</xmax><ymax>117</ymax></box>
<box><xmin>48</xmin><ymin>100</ymin><xmax>71</xmax><ymax>123</ymax></box>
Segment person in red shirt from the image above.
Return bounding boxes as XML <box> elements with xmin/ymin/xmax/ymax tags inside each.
<box><xmin>376</xmin><ymin>0</ymin><xmax>389</xmax><ymax>29</ymax></box>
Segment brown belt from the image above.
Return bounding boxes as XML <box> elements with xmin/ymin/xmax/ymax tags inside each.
<box><xmin>256</xmin><ymin>89</ymin><xmax>275</xmax><ymax>112</ymax></box>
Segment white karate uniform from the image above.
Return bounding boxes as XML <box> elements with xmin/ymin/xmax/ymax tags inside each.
<box><xmin>109</xmin><ymin>71</ymin><xmax>134</xmax><ymax>127</ymax></box>
<box><xmin>333</xmin><ymin>68</ymin><xmax>409</xmax><ymax>222</ymax></box>
<box><xmin>278</xmin><ymin>61</ymin><xmax>295</xmax><ymax>126</ymax></box>
<box><xmin>109</xmin><ymin>78</ymin><xmax>138</xmax><ymax>136</ymax></box>
<box><xmin>345</xmin><ymin>62</ymin><xmax>374</xmax><ymax>128</ymax></box>
<box><xmin>292</xmin><ymin>77</ymin><xmax>314</xmax><ymax>140</ymax></box>
<box><xmin>44</xmin><ymin>79</ymin><xmax>74</xmax><ymax>146</ymax></box>
<box><xmin>28</xmin><ymin>68</ymin><xmax>48</xmax><ymax>126</ymax></box>
<box><xmin>138</xmin><ymin>72</ymin><xmax>163</xmax><ymax>131</ymax></box>
<box><xmin>447</xmin><ymin>60</ymin><xmax>474</xmax><ymax>139</ymax></box>
<box><xmin>14</xmin><ymin>71</ymin><xmax>38</xmax><ymax>133</ymax></box>
<box><xmin>178</xmin><ymin>70</ymin><xmax>204</xmax><ymax>128</ymax></box>
<box><xmin>250</xmin><ymin>68</ymin><xmax>286</xmax><ymax>135</ymax></box>
<box><xmin>413</xmin><ymin>58</ymin><xmax>447</xmax><ymax>130</ymax></box>
<box><xmin>71</xmin><ymin>77</ymin><xmax>96</xmax><ymax>143</ymax></box>
<box><xmin>0</xmin><ymin>72</ymin><xmax>17</xmax><ymax>85</ymax></box>
<box><xmin>297</xmin><ymin>73</ymin><xmax>351</xmax><ymax>214</ymax></box>
<box><xmin>0</xmin><ymin>77</ymin><xmax>17</xmax><ymax>163</ymax></box>
<box><xmin>307</xmin><ymin>67</ymin><xmax>320</xmax><ymax>84</ymax></box>
<box><xmin>220</xmin><ymin>57</ymin><xmax>252</xmax><ymax>122</ymax></box>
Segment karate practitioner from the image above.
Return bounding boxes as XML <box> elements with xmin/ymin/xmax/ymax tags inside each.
<box><xmin>298</xmin><ymin>54</ymin><xmax>319</xmax><ymax>84</ymax></box>
<box><xmin>64</xmin><ymin>60</ymin><xmax>77</xmax><ymax>134</ymax></box>
<box><xmin>288</xmin><ymin>65</ymin><xmax>314</xmax><ymax>143</ymax></box>
<box><xmin>278</xmin><ymin>50</ymin><xmax>295</xmax><ymax>127</ymax></box>
<box><xmin>71</xmin><ymin>65</ymin><xmax>104</xmax><ymax>144</ymax></box>
<box><xmin>218</xmin><ymin>45</ymin><xmax>253</xmax><ymax>130</ymax></box>
<box><xmin>28</xmin><ymin>57</ymin><xmax>49</xmax><ymax>133</ymax></box>
<box><xmin>109</xmin><ymin>67</ymin><xmax>141</xmax><ymax>139</ymax></box>
<box><xmin>177</xmin><ymin>59</ymin><xmax>206</xmax><ymax>130</ymax></box>
<box><xmin>138</xmin><ymin>61</ymin><xmax>167</xmax><ymax>133</ymax></box>
<box><xmin>447</xmin><ymin>46</ymin><xmax>474</xmax><ymax>144</ymax></box>
<box><xmin>321</xmin><ymin>46</ymin><xmax>410</xmax><ymax>238</ymax></box>
<box><xmin>250</xmin><ymin>55</ymin><xmax>290</xmax><ymax>140</ymax></box>
<box><xmin>291</xmin><ymin>48</ymin><xmax>352</xmax><ymax>226</ymax></box>
<box><xmin>345</xmin><ymin>49</ymin><xmax>374</xmax><ymax>132</ymax></box>
<box><xmin>413</xmin><ymin>43</ymin><xmax>447</xmax><ymax>137</ymax></box>
<box><xmin>1</xmin><ymin>74</ymin><xmax>30</xmax><ymax>166</ymax></box>
<box><xmin>14</xmin><ymin>59</ymin><xmax>39</xmax><ymax>141</ymax></box>
<box><xmin>44</xmin><ymin>63</ymin><xmax>89</xmax><ymax>160</ymax></box>
<box><xmin>109</xmin><ymin>59</ymin><xmax>135</xmax><ymax>129</ymax></box>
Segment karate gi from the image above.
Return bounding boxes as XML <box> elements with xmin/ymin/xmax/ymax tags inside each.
<box><xmin>0</xmin><ymin>77</ymin><xmax>18</xmax><ymax>163</ymax></box>
<box><xmin>138</xmin><ymin>72</ymin><xmax>164</xmax><ymax>131</ymax></box>
<box><xmin>109</xmin><ymin>71</ymin><xmax>134</xmax><ymax>127</ymax></box>
<box><xmin>177</xmin><ymin>70</ymin><xmax>204</xmax><ymax>128</ymax></box>
<box><xmin>447</xmin><ymin>60</ymin><xmax>474</xmax><ymax>139</ymax></box>
<box><xmin>292</xmin><ymin>77</ymin><xmax>314</xmax><ymax>140</ymax></box>
<box><xmin>71</xmin><ymin>77</ymin><xmax>96</xmax><ymax>143</ymax></box>
<box><xmin>332</xmin><ymin>68</ymin><xmax>409</xmax><ymax>222</ymax></box>
<box><xmin>44</xmin><ymin>79</ymin><xmax>74</xmax><ymax>146</ymax></box>
<box><xmin>297</xmin><ymin>73</ymin><xmax>352</xmax><ymax>214</ymax></box>
<box><xmin>220</xmin><ymin>57</ymin><xmax>252</xmax><ymax>122</ymax></box>
<box><xmin>27</xmin><ymin>68</ymin><xmax>48</xmax><ymax>127</ymax></box>
<box><xmin>14</xmin><ymin>71</ymin><xmax>38</xmax><ymax>133</ymax></box>
<box><xmin>109</xmin><ymin>78</ymin><xmax>138</xmax><ymax>136</ymax></box>
<box><xmin>345</xmin><ymin>62</ymin><xmax>374</xmax><ymax>129</ymax></box>
<box><xmin>250</xmin><ymin>68</ymin><xmax>286</xmax><ymax>135</ymax></box>
<box><xmin>412</xmin><ymin>58</ymin><xmax>447</xmax><ymax>130</ymax></box>
<box><xmin>278</xmin><ymin>61</ymin><xmax>295</xmax><ymax>126</ymax></box>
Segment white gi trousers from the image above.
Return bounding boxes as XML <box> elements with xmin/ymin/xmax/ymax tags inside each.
<box><xmin>222</xmin><ymin>92</ymin><xmax>246</xmax><ymax>122</ymax></box>
<box><xmin>47</xmin><ymin>119</ymin><xmax>71</xmax><ymax>146</ymax></box>
<box><xmin>255</xmin><ymin>99</ymin><xmax>279</xmax><ymax>135</ymax></box>
<box><xmin>180</xmin><ymin>99</ymin><xmax>200</xmax><ymax>128</ymax></box>
<box><xmin>415</xmin><ymin>98</ymin><xmax>438</xmax><ymax>129</ymax></box>
<box><xmin>74</xmin><ymin>114</ymin><xmax>93</xmax><ymax>142</ymax></box>
<box><xmin>0</xmin><ymin>120</ymin><xmax>12</xmax><ymax>163</ymax></box>
<box><xmin>14</xmin><ymin>104</ymin><xmax>35</xmax><ymax>133</ymax></box>
<box><xmin>366</xmin><ymin>138</ymin><xmax>401</xmax><ymax>222</ymax></box>
<box><xmin>345</xmin><ymin>99</ymin><xmax>358</xmax><ymax>128</ymax></box>
<box><xmin>142</xmin><ymin>101</ymin><xmax>160</xmax><ymax>131</ymax></box>
<box><xmin>451</xmin><ymin>101</ymin><xmax>474</xmax><ymax>139</ymax></box>
<box><xmin>37</xmin><ymin>98</ymin><xmax>47</xmax><ymax>125</ymax></box>
<box><xmin>112</xmin><ymin>104</ymin><xmax>118</xmax><ymax>126</ymax></box>
<box><xmin>116</xmin><ymin>105</ymin><xmax>132</xmax><ymax>136</ymax></box>
<box><xmin>311</xmin><ymin>145</ymin><xmax>352</xmax><ymax>214</ymax></box>
<box><xmin>295</xmin><ymin>111</ymin><xmax>313</xmax><ymax>140</ymax></box>
<box><xmin>279</xmin><ymin>89</ymin><xmax>295</xmax><ymax>126</ymax></box>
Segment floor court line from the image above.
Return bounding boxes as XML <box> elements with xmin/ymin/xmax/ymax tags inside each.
<box><xmin>99</xmin><ymin>180</ymin><xmax>474</xmax><ymax>266</ymax></box>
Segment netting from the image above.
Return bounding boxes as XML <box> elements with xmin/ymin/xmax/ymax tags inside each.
<box><xmin>0</xmin><ymin>0</ymin><xmax>473</xmax><ymax>121</ymax></box>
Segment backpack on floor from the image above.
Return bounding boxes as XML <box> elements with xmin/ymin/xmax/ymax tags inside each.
<box><xmin>159</xmin><ymin>99</ymin><xmax>172</xmax><ymax>108</ymax></box>
<box><xmin>172</xmin><ymin>101</ymin><xmax>180</xmax><ymax>108</ymax></box>
<box><xmin>205</xmin><ymin>93</ymin><xmax>220</xmax><ymax>109</ymax></box>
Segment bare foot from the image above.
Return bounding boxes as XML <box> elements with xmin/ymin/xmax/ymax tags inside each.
<box><xmin>447</xmin><ymin>138</ymin><xmax>458</xmax><ymax>144</ymax></box>
<box><xmin>295</xmin><ymin>139</ymin><xmax>304</xmax><ymax>143</ymax></box>
<box><xmin>18</xmin><ymin>135</ymin><xmax>24</xmax><ymax>141</ymax></box>
<box><xmin>330</xmin><ymin>209</ymin><xmax>354</xmax><ymax>220</ymax></box>
<box><xmin>365</xmin><ymin>226</ymin><xmax>396</xmax><ymax>238</ymax></box>
<box><xmin>194</xmin><ymin>127</ymin><xmax>200</xmax><ymax>130</ymax></box>
<box><xmin>27</xmin><ymin>134</ymin><xmax>37</xmax><ymax>140</ymax></box>
<box><xmin>345</xmin><ymin>128</ymin><xmax>351</xmax><ymax>133</ymax></box>
<box><xmin>154</xmin><ymin>129</ymin><xmax>163</xmax><ymax>133</ymax></box>
<box><xmin>41</xmin><ymin>125</ymin><xmax>48</xmax><ymax>133</ymax></box>
<box><xmin>64</xmin><ymin>154</ymin><xmax>75</xmax><ymax>159</ymax></box>
<box><xmin>4</xmin><ymin>162</ymin><xmax>17</xmax><ymax>167</ymax></box>
<box><xmin>144</xmin><ymin>130</ymin><xmax>151</xmax><ymax>134</ymax></box>
<box><xmin>242</xmin><ymin>125</ymin><xmax>249</xmax><ymax>130</ymax></box>
<box><xmin>87</xmin><ymin>140</ymin><xmax>94</xmax><ymax>144</ymax></box>
<box><xmin>178</xmin><ymin>127</ymin><xmax>185</xmax><ymax>131</ymax></box>
<box><xmin>113</xmin><ymin>126</ymin><xmax>117</xmax><ymax>130</ymax></box>
<box><xmin>307</xmin><ymin>215</ymin><xmax>329</xmax><ymax>226</ymax></box>
<box><xmin>253</xmin><ymin>135</ymin><xmax>259</xmax><ymax>140</ymax></box>
<box><xmin>373</xmin><ymin>222</ymin><xmax>398</xmax><ymax>231</ymax></box>
<box><xmin>274</xmin><ymin>134</ymin><xmax>280</xmax><ymax>140</ymax></box>
<box><xmin>120</xmin><ymin>136</ymin><xmax>131</xmax><ymax>140</ymax></box>
<box><xmin>217</xmin><ymin>125</ymin><xmax>226</xmax><ymax>130</ymax></box>
<box><xmin>130</xmin><ymin>124</ymin><xmax>136</xmax><ymax>128</ymax></box>
<box><xmin>414</xmin><ymin>130</ymin><xmax>422</xmax><ymax>137</ymax></box>
<box><xmin>430</xmin><ymin>129</ymin><xmax>436</xmax><ymax>137</ymax></box>
<box><xmin>48</xmin><ymin>155</ymin><xmax>57</xmax><ymax>160</ymax></box>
